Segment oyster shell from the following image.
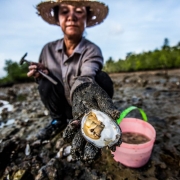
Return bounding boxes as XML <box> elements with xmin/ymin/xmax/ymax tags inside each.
<box><xmin>81</xmin><ymin>109</ymin><xmax>121</xmax><ymax>148</ymax></box>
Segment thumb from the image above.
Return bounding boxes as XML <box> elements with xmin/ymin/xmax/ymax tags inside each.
<box><xmin>93</xmin><ymin>84</ymin><xmax>120</xmax><ymax>120</ymax></box>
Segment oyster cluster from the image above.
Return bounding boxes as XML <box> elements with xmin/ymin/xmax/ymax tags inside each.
<box><xmin>81</xmin><ymin>109</ymin><xmax>121</xmax><ymax>148</ymax></box>
<box><xmin>82</xmin><ymin>111</ymin><xmax>105</xmax><ymax>140</ymax></box>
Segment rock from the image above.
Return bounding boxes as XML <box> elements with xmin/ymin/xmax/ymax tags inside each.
<box><xmin>0</xmin><ymin>139</ymin><xmax>17</xmax><ymax>177</ymax></box>
<box><xmin>67</xmin><ymin>155</ymin><xmax>72</xmax><ymax>162</ymax></box>
<box><xmin>31</xmin><ymin>140</ymin><xmax>41</xmax><ymax>147</ymax></box>
<box><xmin>0</xmin><ymin>101</ymin><xmax>4</xmax><ymax>107</ymax></box>
<box><xmin>13</xmin><ymin>169</ymin><xmax>26</xmax><ymax>180</ymax></box>
<box><xmin>44</xmin><ymin>110</ymin><xmax>49</xmax><ymax>116</ymax></box>
<box><xmin>56</xmin><ymin>144</ymin><xmax>71</xmax><ymax>159</ymax></box>
<box><xmin>131</xmin><ymin>95</ymin><xmax>143</xmax><ymax>106</ymax></box>
<box><xmin>55</xmin><ymin>138</ymin><xmax>65</xmax><ymax>150</ymax></box>
<box><xmin>1</xmin><ymin>108</ymin><xmax>9</xmax><ymax>120</ymax></box>
<box><xmin>25</xmin><ymin>143</ymin><xmax>31</xmax><ymax>156</ymax></box>
<box><xmin>35</xmin><ymin>158</ymin><xmax>63</xmax><ymax>180</ymax></box>
<box><xmin>160</xmin><ymin>162</ymin><xmax>167</xmax><ymax>169</ymax></box>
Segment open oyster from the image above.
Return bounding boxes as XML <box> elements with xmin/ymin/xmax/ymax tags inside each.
<box><xmin>81</xmin><ymin>109</ymin><xmax>121</xmax><ymax>148</ymax></box>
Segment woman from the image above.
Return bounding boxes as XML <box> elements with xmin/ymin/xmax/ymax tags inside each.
<box><xmin>28</xmin><ymin>0</ymin><xmax>121</xmax><ymax>162</ymax></box>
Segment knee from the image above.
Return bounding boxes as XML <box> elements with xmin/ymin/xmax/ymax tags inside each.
<box><xmin>38</xmin><ymin>78</ymin><xmax>53</xmax><ymax>97</ymax></box>
<box><xmin>95</xmin><ymin>71</ymin><xmax>114</xmax><ymax>98</ymax></box>
<box><xmin>38</xmin><ymin>77</ymin><xmax>64</xmax><ymax>98</ymax></box>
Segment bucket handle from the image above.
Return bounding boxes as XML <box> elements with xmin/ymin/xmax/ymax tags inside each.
<box><xmin>116</xmin><ymin>106</ymin><xmax>148</xmax><ymax>125</ymax></box>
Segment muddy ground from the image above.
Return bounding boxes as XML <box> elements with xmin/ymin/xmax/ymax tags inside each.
<box><xmin>0</xmin><ymin>69</ymin><xmax>180</xmax><ymax>180</ymax></box>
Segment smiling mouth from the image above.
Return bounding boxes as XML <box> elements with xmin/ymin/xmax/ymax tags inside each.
<box><xmin>67</xmin><ymin>25</ymin><xmax>78</xmax><ymax>27</ymax></box>
<box><xmin>67</xmin><ymin>24</ymin><xmax>78</xmax><ymax>27</ymax></box>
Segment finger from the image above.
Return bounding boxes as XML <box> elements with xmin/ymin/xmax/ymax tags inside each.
<box><xmin>42</xmin><ymin>69</ymin><xmax>48</xmax><ymax>75</ymax></box>
<box><xmin>83</xmin><ymin>142</ymin><xmax>100</xmax><ymax>163</ymax></box>
<box><xmin>70</xmin><ymin>120</ymin><xmax>81</xmax><ymax>128</ymax></box>
<box><xmin>63</xmin><ymin>120</ymin><xmax>80</xmax><ymax>141</ymax></box>
<box><xmin>29</xmin><ymin>63</ymin><xmax>46</xmax><ymax>72</ymax></box>
<box><xmin>28</xmin><ymin>65</ymin><xmax>38</xmax><ymax>70</ymax></box>
<box><xmin>27</xmin><ymin>69</ymin><xmax>40</xmax><ymax>78</ymax></box>
<box><xmin>34</xmin><ymin>71</ymin><xmax>41</xmax><ymax>78</ymax></box>
<box><xmin>72</xmin><ymin>101</ymin><xmax>88</xmax><ymax>120</ymax></box>
<box><xmin>71</xmin><ymin>131</ymin><xmax>86</xmax><ymax>161</ymax></box>
<box><xmin>109</xmin><ymin>137</ymin><xmax>122</xmax><ymax>152</ymax></box>
<box><xmin>93</xmin><ymin>84</ymin><xmax>120</xmax><ymax>120</ymax></box>
<box><xmin>35</xmin><ymin>62</ymin><xmax>45</xmax><ymax>70</ymax></box>
<box><xmin>27</xmin><ymin>69</ymin><xmax>36</xmax><ymax>77</ymax></box>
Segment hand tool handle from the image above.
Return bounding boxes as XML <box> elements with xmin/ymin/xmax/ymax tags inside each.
<box><xmin>38</xmin><ymin>71</ymin><xmax>58</xmax><ymax>85</ymax></box>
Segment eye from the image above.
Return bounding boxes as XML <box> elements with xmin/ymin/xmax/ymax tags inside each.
<box><xmin>60</xmin><ymin>7</ymin><xmax>69</xmax><ymax>14</ymax></box>
<box><xmin>61</xmin><ymin>10</ymin><xmax>68</xmax><ymax>14</ymax></box>
<box><xmin>76</xmin><ymin>8</ymin><xmax>83</xmax><ymax>13</ymax></box>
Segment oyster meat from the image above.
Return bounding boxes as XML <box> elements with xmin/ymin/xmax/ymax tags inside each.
<box><xmin>81</xmin><ymin>109</ymin><xmax>121</xmax><ymax>148</ymax></box>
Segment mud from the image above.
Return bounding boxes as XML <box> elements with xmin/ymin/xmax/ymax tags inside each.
<box><xmin>0</xmin><ymin>69</ymin><xmax>180</xmax><ymax>180</ymax></box>
<box><xmin>121</xmin><ymin>132</ymin><xmax>150</xmax><ymax>144</ymax></box>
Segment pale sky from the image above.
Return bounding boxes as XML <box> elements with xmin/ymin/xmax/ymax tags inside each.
<box><xmin>0</xmin><ymin>0</ymin><xmax>180</xmax><ymax>77</ymax></box>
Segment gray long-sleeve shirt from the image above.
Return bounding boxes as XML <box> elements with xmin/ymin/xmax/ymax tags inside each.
<box><xmin>38</xmin><ymin>37</ymin><xmax>104</xmax><ymax>105</ymax></box>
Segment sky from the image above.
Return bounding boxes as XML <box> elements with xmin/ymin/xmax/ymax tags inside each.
<box><xmin>0</xmin><ymin>0</ymin><xmax>180</xmax><ymax>77</ymax></box>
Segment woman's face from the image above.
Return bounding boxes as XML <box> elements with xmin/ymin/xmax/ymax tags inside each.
<box><xmin>58</xmin><ymin>4</ymin><xmax>87</xmax><ymax>39</ymax></box>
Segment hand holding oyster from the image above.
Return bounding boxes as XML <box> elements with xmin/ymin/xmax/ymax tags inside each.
<box><xmin>63</xmin><ymin>82</ymin><xmax>122</xmax><ymax>163</ymax></box>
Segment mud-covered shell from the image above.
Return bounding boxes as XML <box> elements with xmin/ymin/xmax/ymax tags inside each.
<box><xmin>81</xmin><ymin>109</ymin><xmax>121</xmax><ymax>148</ymax></box>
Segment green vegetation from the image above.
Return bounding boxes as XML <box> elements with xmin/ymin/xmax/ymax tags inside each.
<box><xmin>0</xmin><ymin>60</ymin><xmax>33</xmax><ymax>86</ymax></box>
<box><xmin>103</xmin><ymin>39</ymin><xmax>180</xmax><ymax>73</ymax></box>
<box><xmin>0</xmin><ymin>38</ymin><xmax>180</xmax><ymax>85</ymax></box>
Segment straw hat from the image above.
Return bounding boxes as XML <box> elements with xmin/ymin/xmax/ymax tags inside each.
<box><xmin>36</xmin><ymin>0</ymin><xmax>109</xmax><ymax>27</ymax></box>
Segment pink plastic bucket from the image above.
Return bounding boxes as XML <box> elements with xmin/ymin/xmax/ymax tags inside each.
<box><xmin>112</xmin><ymin>107</ymin><xmax>156</xmax><ymax>168</ymax></box>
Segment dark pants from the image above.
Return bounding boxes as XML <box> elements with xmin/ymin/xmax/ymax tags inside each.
<box><xmin>38</xmin><ymin>71</ymin><xmax>114</xmax><ymax>121</ymax></box>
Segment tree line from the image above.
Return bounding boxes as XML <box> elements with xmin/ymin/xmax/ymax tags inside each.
<box><xmin>103</xmin><ymin>38</ymin><xmax>180</xmax><ymax>73</ymax></box>
<box><xmin>0</xmin><ymin>38</ymin><xmax>180</xmax><ymax>85</ymax></box>
<box><xmin>0</xmin><ymin>60</ymin><xmax>33</xmax><ymax>86</ymax></box>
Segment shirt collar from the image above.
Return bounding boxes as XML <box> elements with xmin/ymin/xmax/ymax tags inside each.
<box><xmin>73</xmin><ymin>37</ymin><xmax>86</xmax><ymax>54</ymax></box>
<box><xmin>55</xmin><ymin>37</ymin><xmax>86</xmax><ymax>54</ymax></box>
<box><xmin>55</xmin><ymin>39</ymin><xmax>64</xmax><ymax>51</ymax></box>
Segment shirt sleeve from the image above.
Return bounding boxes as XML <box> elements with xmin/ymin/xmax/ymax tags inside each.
<box><xmin>38</xmin><ymin>44</ymin><xmax>48</xmax><ymax>66</ymax></box>
<box><xmin>34</xmin><ymin>45</ymin><xmax>46</xmax><ymax>83</ymax></box>
<box><xmin>80</xmin><ymin>44</ymin><xmax>103</xmax><ymax>76</ymax></box>
<box><xmin>70</xmin><ymin>43</ymin><xmax>104</xmax><ymax>103</ymax></box>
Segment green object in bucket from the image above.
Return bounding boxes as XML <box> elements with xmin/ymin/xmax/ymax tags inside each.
<box><xmin>117</xmin><ymin>106</ymin><xmax>148</xmax><ymax>125</ymax></box>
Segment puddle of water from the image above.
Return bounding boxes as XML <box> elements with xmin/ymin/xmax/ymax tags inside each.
<box><xmin>0</xmin><ymin>100</ymin><xmax>14</xmax><ymax>128</ymax></box>
<box><xmin>0</xmin><ymin>119</ymin><xmax>15</xmax><ymax>128</ymax></box>
<box><xmin>0</xmin><ymin>100</ymin><xmax>14</xmax><ymax>114</ymax></box>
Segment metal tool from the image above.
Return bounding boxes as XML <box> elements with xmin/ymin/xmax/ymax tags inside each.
<box><xmin>19</xmin><ymin>53</ymin><xmax>57</xmax><ymax>85</ymax></box>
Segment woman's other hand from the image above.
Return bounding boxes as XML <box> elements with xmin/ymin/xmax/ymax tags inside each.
<box><xmin>27</xmin><ymin>62</ymin><xmax>48</xmax><ymax>78</ymax></box>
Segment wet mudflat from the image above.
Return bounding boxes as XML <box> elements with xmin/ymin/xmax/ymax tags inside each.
<box><xmin>0</xmin><ymin>69</ymin><xmax>180</xmax><ymax>180</ymax></box>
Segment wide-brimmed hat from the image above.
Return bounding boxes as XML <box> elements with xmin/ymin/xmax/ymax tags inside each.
<box><xmin>36</xmin><ymin>0</ymin><xmax>109</xmax><ymax>27</ymax></box>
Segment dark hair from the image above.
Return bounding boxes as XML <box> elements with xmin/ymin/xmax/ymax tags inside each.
<box><xmin>53</xmin><ymin>6</ymin><xmax>59</xmax><ymax>22</ymax></box>
<box><xmin>53</xmin><ymin>5</ymin><xmax>91</xmax><ymax>23</ymax></box>
<box><xmin>86</xmin><ymin>6</ymin><xmax>91</xmax><ymax>23</ymax></box>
